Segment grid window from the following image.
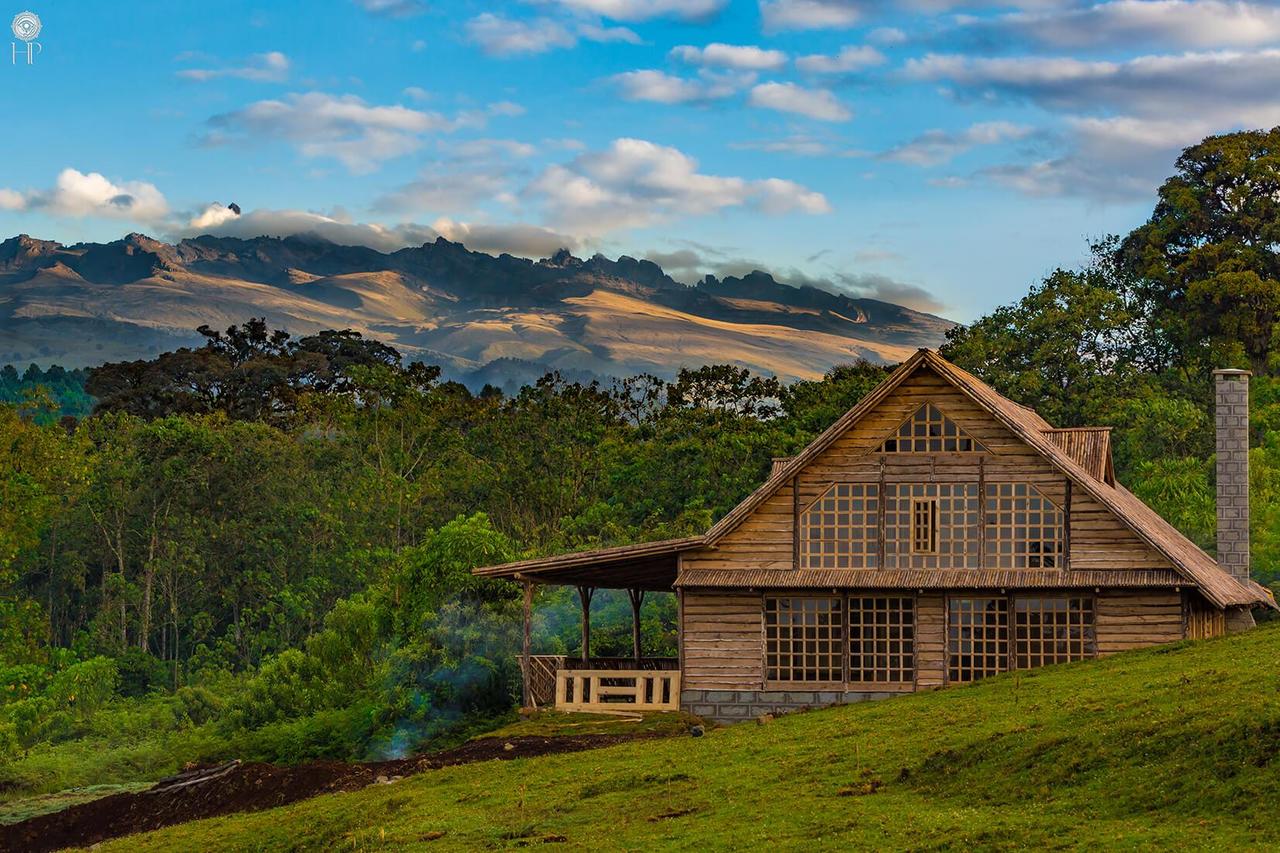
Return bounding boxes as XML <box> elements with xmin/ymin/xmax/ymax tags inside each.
<box><xmin>801</xmin><ymin>483</ymin><xmax>879</xmax><ymax>569</ymax></box>
<box><xmin>884</xmin><ymin>483</ymin><xmax>981</xmax><ymax>569</ymax></box>
<box><xmin>1014</xmin><ymin>597</ymin><xmax>1094</xmax><ymax>668</ymax></box>
<box><xmin>849</xmin><ymin>597</ymin><xmax>915</xmax><ymax>683</ymax></box>
<box><xmin>765</xmin><ymin>597</ymin><xmax>844</xmax><ymax>683</ymax></box>
<box><xmin>948</xmin><ymin>598</ymin><xmax>1009</xmax><ymax>683</ymax></box>
<box><xmin>879</xmin><ymin>404</ymin><xmax>987</xmax><ymax>453</ymax></box>
<box><xmin>912</xmin><ymin>499</ymin><xmax>937</xmax><ymax>553</ymax></box>
<box><xmin>985</xmin><ymin>483</ymin><xmax>1065</xmax><ymax>569</ymax></box>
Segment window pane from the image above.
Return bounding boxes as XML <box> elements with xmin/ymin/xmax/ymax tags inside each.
<box><xmin>849</xmin><ymin>597</ymin><xmax>914</xmax><ymax>683</ymax></box>
<box><xmin>948</xmin><ymin>598</ymin><xmax>1009</xmax><ymax>683</ymax></box>
<box><xmin>765</xmin><ymin>597</ymin><xmax>844</xmax><ymax>682</ymax></box>
<box><xmin>1014</xmin><ymin>596</ymin><xmax>1095</xmax><ymax>668</ymax></box>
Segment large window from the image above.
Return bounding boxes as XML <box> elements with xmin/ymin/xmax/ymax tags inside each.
<box><xmin>801</xmin><ymin>483</ymin><xmax>879</xmax><ymax>569</ymax></box>
<box><xmin>849</xmin><ymin>597</ymin><xmax>915</xmax><ymax>683</ymax></box>
<box><xmin>764</xmin><ymin>597</ymin><xmax>844</xmax><ymax>683</ymax></box>
<box><xmin>948</xmin><ymin>598</ymin><xmax>1009</xmax><ymax>683</ymax></box>
<box><xmin>879</xmin><ymin>403</ymin><xmax>986</xmax><ymax>453</ymax></box>
<box><xmin>765</xmin><ymin>596</ymin><xmax>916</xmax><ymax>685</ymax></box>
<box><xmin>884</xmin><ymin>483</ymin><xmax>981</xmax><ymax>569</ymax></box>
<box><xmin>1013</xmin><ymin>597</ymin><xmax>1094</xmax><ymax>667</ymax></box>
<box><xmin>985</xmin><ymin>483</ymin><xmax>1064</xmax><ymax>569</ymax></box>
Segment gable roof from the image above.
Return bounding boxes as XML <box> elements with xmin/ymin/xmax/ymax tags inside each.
<box><xmin>704</xmin><ymin>349</ymin><xmax>1271</xmax><ymax>610</ymax></box>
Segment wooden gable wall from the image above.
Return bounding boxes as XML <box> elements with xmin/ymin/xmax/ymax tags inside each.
<box><xmin>681</xmin><ymin>364</ymin><xmax>1177</xmax><ymax>574</ymax></box>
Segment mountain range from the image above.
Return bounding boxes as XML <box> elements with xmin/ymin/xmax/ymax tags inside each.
<box><xmin>0</xmin><ymin>232</ymin><xmax>955</xmax><ymax>387</ymax></box>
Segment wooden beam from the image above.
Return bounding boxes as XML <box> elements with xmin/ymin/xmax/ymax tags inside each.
<box><xmin>577</xmin><ymin>585</ymin><xmax>595</xmax><ymax>665</ymax></box>
<box><xmin>521</xmin><ymin>580</ymin><xmax>533</xmax><ymax>709</ymax></box>
<box><xmin>792</xmin><ymin>474</ymin><xmax>801</xmax><ymax>570</ymax></box>
<box><xmin>977</xmin><ymin>455</ymin><xmax>986</xmax><ymax>568</ymax></box>
<box><xmin>877</xmin><ymin>457</ymin><xmax>887</xmax><ymax>569</ymax></box>
<box><xmin>628</xmin><ymin>588</ymin><xmax>645</xmax><ymax>668</ymax></box>
<box><xmin>1063</xmin><ymin>479</ymin><xmax>1072</xmax><ymax>574</ymax></box>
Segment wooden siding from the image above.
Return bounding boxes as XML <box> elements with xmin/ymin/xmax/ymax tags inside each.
<box><xmin>1095</xmin><ymin>591</ymin><xmax>1184</xmax><ymax>654</ymax></box>
<box><xmin>681</xmin><ymin>367</ymin><xmax>1180</xmax><ymax>577</ymax></box>
<box><xmin>680</xmin><ymin>588</ymin><xmax>1187</xmax><ymax>695</ymax></box>
<box><xmin>680</xmin><ymin>592</ymin><xmax>762</xmax><ymax>690</ymax></box>
<box><xmin>916</xmin><ymin>594</ymin><xmax>946</xmax><ymax>689</ymax></box>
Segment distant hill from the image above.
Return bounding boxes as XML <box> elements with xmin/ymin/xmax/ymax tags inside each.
<box><xmin>0</xmin><ymin>233</ymin><xmax>956</xmax><ymax>382</ymax></box>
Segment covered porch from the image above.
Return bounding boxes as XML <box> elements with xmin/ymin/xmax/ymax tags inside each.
<box><xmin>472</xmin><ymin>537</ymin><xmax>695</xmax><ymax>714</ymax></box>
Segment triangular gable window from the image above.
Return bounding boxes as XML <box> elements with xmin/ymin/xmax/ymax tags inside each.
<box><xmin>879</xmin><ymin>404</ymin><xmax>986</xmax><ymax>453</ymax></box>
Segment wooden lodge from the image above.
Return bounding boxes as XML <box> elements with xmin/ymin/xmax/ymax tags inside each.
<box><xmin>474</xmin><ymin>350</ymin><xmax>1276</xmax><ymax>721</ymax></box>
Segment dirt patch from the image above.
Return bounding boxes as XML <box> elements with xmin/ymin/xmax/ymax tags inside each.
<box><xmin>0</xmin><ymin>734</ymin><xmax>645</xmax><ymax>853</ymax></box>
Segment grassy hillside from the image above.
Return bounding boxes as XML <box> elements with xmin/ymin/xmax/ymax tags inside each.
<box><xmin>91</xmin><ymin>624</ymin><xmax>1280</xmax><ymax>851</ymax></box>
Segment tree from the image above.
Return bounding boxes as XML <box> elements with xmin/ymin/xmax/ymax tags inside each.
<box><xmin>941</xmin><ymin>256</ymin><xmax>1146</xmax><ymax>428</ymax></box>
<box><xmin>1118</xmin><ymin>128</ymin><xmax>1280</xmax><ymax>374</ymax></box>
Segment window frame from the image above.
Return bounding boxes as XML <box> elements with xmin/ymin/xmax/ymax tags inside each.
<box><xmin>946</xmin><ymin>593</ymin><xmax>1097</xmax><ymax>684</ymax></box>
<box><xmin>878</xmin><ymin>402</ymin><xmax>987</xmax><ymax>454</ymax></box>
<box><xmin>911</xmin><ymin>498</ymin><xmax>938</xmax><ymax>554</ymax></box>
<box><xmin>762</xmin><ymin>594</ymin><xmax>917</xmax><ymax>691</ymax></box>
<box><xmin>763</xmin><ymin>595</ymin><xmax>847</xmax><ymax>688</ymax></box>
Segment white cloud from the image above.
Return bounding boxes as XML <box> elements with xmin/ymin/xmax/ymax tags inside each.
<box><xmin>402</xmin><ymin>86</ymin><xmax>430</xmax><ymax>101</ymax></box>
<box><xmin>732</xmin><ymin>134</ymin><xmax>869</xmax><ymax>157</ymax></box>
<box><xmin>525</xmin><ymin>138</ymin><xmax>830</xmax><ymax>234</ymax></box>
<box><xmin>2</xmin><ymin>168</ymin><xmax>169</xmax><ymax>222</ymax></box>
<box><xmin>748</xmin><ymin>81</ymin><xmax>852</xmax><ymax>121</ymax></box>
<box><xmin>759</xmin><ymin>0</ymin><xmax>872</xmax><ymax>32</ymax></box>
<box><xmin>202</xmin><ymin>92</ymin><xmax>518</xmax><ymax>173</ymax></box>
<box><xmin>904</xmin><ymin>49</ymin><xmax>1280</xmax><ymax>118</ymax></box>
<box><xmin>796</xmin><ymin>45</ymin><xmax>885</xmax><ymax>73</ymax></box>
<box><xmin>670</xmin><ymin>43</ymin><xmax>787</xmax><ymax>70</ymax></box>
<box><xmin>430</xmin><ymin>218</ymin><xmax>582</xmax><ymax>256</ymax></box>
<box><xmin>950</xmin><ymin>0</ymin><xmax>1280</xmax><ymax>51</ymax></box>
<box><xmin>188</xmin><ymin>202</ymin><xmax>239</xmax><ymax>230</ymax></box>
<box><xmin>176</xmin><ymin>51</ymin><xmax>289</xmax><ymax>82</ymax></box>
<box><xmin>179</xmin><ymin>205</ymin><xmax>579</xmax><ymax>258</ymax></box>
<box><xmin>868</xmin><ymin>26</ymin><xmax>907</xmax><ymax>45</ymax></box>
<box><xmin>609</xmin><ymin>69</ymin><xmax>743</xmax><ymax>103</ymax></box>
<box><xmin>353</xmin><ymin>0</ymin><xmax>428</xmax><ymax>18</ymax></box>
<box><xmin>466</xmin><ymin>13</ymin><xmax>644</xmax><ymax>56</ymax></box>
<box><xmin>880</xmin><ymin>121</ymin><xmax>1033</xmax><ymax>166</ymax></box>
<box><xmin>906</xmin><ymin>49</ymin><xmax>1280</xmax><ymax>200</ymax></box>
<box><xmin>576</xmin><ymin>22</ymin><xmax>643</xmax><ymax>43</ymax></box>
<box><xmin>466</xmin><ymin>14</ymin><xmax>577</xmax><ymax>56</ymax></box>
<box><xmin>547</xmin><ymin>0</ymin><xmax>727</xmax><ymax>22</ymax></box>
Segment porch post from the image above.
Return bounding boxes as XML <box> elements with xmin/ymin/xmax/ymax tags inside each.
<box><xmin>628</xmin><ymin>588</ymin><xmax>645</xmax><ymax>668</ymax></box>
<box><xmin>577</xmin><ymin>585</ymin><xmax>595</xmax><ymax>665</ymax></box>
<box><xmin>521</xmin><ymin>579</ymin><xmax>533</xmax><ymax>709</ymax></box>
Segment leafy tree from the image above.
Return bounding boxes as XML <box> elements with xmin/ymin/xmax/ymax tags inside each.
<box><xmin>1118</xmin><ymin>128</ymin><xmax>1280</xmax><ymax>375</ymax></box>
<box><xmin>941</xmin><ymin>257</ymin><xmax>1147</xmax><ymax>428</ymax></box>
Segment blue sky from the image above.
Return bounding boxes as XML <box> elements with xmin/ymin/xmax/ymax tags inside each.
<box><xmin>4</xmin><ymin>0</ymin><xmax>1279</xmax><ymax>320</ymax></box>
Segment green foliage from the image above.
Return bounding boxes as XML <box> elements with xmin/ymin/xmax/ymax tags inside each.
<box><xmin>1118</xmin><ymin>128</ymin><xmax>1280</xmax><ymax>373</ymax></box>
<box><xmin>0</xmin><ymin>364</ymin><xmax>93</xmax><ymax>421</ymax></box>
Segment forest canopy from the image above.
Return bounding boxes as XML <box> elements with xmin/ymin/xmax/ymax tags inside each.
<box><xmin>3</xmin><ymin>128</ymin><xmax>1280</xmax><ymax>794</ymax></box>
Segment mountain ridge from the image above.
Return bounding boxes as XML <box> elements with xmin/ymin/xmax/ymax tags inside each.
<box><xmin>0</xmin><ymin>232</ymin><xmax>955</xmax><ymax>383</ymax></box>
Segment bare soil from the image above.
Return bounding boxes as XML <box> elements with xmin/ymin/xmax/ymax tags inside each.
<box><xmin>0</xmin><ymin>734</ymin><xmax>644</xmax><ymax>853</ymax></box>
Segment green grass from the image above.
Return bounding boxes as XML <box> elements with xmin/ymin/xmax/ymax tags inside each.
<box><xmin>85</xmin><ymin>624</ymin><xmax>1280</xmax><ymax>850</ymax></box>
<box><xmin>0</xmin><ymin>783</ymin><xmax>150</xmax><ymax>825</ymax></box>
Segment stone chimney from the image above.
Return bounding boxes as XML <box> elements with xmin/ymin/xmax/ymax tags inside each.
<box><xmin>1214</xmin><ymin>369</ymin><xmax>1251</xmax><ymax>585</ymax></box>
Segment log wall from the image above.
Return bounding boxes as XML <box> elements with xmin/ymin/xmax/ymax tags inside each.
<box><xmin>679</xmin><ymin>588</ymin><xmax>1188</xmax><ymax>695</ymax></box>
<box><xmin>680</xmin><ymin>591</ymin><xmax>762</xmax><ymax>690</ymax></box>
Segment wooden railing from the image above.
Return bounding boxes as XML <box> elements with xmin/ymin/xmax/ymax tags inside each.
<box><xmin>554</xmin><ymin>668</ymin><xmax>681</xmax><ymax>713</ymax></box>
<box><xmin>525</xmin><ymin>655</ymin><xmax>678</xmax><ymax>708</ymax></box>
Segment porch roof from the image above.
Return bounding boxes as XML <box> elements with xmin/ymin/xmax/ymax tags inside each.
<box><xmin>472</xmin><ymin>536</ymin><xmax>702</xmax><ymax>590</ymax></box>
